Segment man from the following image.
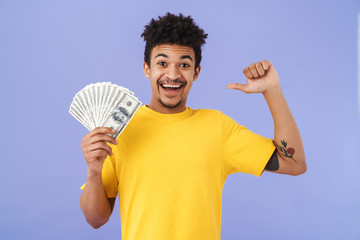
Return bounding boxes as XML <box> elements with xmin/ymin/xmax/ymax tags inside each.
<box><xmin>79</xmin><ymin>13</ymin><xmax>306</xmax><ymax>240</ymax></box>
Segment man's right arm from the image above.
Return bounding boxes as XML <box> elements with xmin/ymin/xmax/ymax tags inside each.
<box><xmin>79</xmin><ymin>127</ymin><xmax>118</xmax><ymax>229</ymax></box>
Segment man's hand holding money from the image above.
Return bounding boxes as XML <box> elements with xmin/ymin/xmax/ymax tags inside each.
<box><xmin>81</xmin><ymin>127</ymin><xmax>118</xmax><ymax>176</ymax></box>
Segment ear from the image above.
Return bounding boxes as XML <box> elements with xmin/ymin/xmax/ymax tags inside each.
<box><xmin>143</xmin><ymin>62</ymin><xmax>150</xmax><ymax>79</ymax></box>
<box><xmin>193</xmin><ymin>65</ymin><xmax>201</xmax><ymax>81</ymax></box>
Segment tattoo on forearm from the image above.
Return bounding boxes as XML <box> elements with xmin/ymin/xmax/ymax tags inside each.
<box><xmin>274</xmin><ymin>140</ymin><xmax>297</xmax><ymax>163</ymax></box>
<box><xmin>265</xmin><ymin>150</ymin><xmax>279</xmax><ymax>171</ymax></box>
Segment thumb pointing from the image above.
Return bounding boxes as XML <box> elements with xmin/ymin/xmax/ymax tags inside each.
<box><xmin>226</xmin><ymin>83</ymin><xmax>248</xmax><ymax>91</ymax></box>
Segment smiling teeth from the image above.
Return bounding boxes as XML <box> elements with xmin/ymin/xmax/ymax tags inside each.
<box><xmin>162</xmin><ymin>84</ymin><xmax>181</xmax><ymax>88</ymax></box>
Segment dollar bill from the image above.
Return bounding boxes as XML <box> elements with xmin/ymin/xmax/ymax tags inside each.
<box><xmin>69</xmin><ymin>82</ymin><xmax>142</xmax><ymax>139</ymax></box>
<box><xmin>102</xmin><ymin>92</ymin><xmax>141</xmax><ymax>139</ymax></box>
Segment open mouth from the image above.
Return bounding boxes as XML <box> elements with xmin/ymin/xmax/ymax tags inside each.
<box><xmin>159</xmin><ymin>83</ymin><xmax>185</xmax><ymax>92</ymax></box>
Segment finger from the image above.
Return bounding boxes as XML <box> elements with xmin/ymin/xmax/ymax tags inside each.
<box><xmin>249</xmin><ymin>64</ymin><xmax>259</xmax><ymax>78</ymax></box>
<box><xmin>83</xmin><ymin>142</ymin><xmax>111</xmax><ymax>153</ymax></box>
<box><xmin>88</xmin><ymin>127</ymin><xmax>115</xmax><ymax>138</ymax></box>
<box><xmin>262</xmin><ymin>59</ymin><xmax>271</xmax><ymax>71</ymax></box>
<box><xmin>89</xmin><ymin>134</ymin><xmax>118</xmax><ymax>145</ymax></box>
<box><xmin>243</xmin><ymin>67</ymin><xmax>254</xmax><ymax>79</ymax></box>
<box><xmin>86</xmin><ymin>142</ymin><xmax>113</xmax><ymax>156</ymax></box>
<box><xmin>255</xmin><ymin>61</ymin><xmax>265</xmax><ymax>76</ymax></box>
<box><xmin>226</xmin><ymin>83</ymin><xmax>248</xmax><ymax>92</ymax></box>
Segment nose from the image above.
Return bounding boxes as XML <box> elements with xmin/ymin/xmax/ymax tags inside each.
<box><xmin>165</xmin><ymin>64</ymin><xmax>181</xmax><ymax>80</ymax></box>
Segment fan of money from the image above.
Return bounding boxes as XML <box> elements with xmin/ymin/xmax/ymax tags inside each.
<box><xmin>69</xmin><ymin>82</ymin><xmax>142</xmax><ymax>139</ymax></box>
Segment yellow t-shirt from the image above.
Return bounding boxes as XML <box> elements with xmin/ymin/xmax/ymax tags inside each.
<box><xmin>83</xmin><ymin>105</ymin><xmax>275</xmax><ymax>240</ymax></box>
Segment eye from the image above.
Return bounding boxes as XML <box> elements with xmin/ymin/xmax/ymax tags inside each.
<box><xmin>157</xmin><ymin>62</ymin><xmax>166</xmax><ymax>66</ymax></box>
<box><xmin>180</xmin><ymin>63</ymin><xmax>190</xmax><ymax>68</ymax></box>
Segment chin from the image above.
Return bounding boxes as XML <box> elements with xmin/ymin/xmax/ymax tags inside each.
<box><xmin>159</xmin><ymin>98</ymin><xmax>183</xmax><ymax>109</ymax></box>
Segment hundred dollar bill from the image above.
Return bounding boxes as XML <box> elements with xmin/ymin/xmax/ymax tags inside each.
<box><xmin>69</xmin><ymin>107</ymin><xmax>92</xmax><ymax>131</ymax></box>
<box><xmin>102</xmin><ymin>92</ymin><xmax>141</xmax><ymax>139</ymax></box>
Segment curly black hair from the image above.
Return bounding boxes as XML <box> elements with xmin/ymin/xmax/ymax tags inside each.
<box><xmin>141</xmin><ymin>13</ymin><xmax>208</xmax><ymax>69</ymax></box>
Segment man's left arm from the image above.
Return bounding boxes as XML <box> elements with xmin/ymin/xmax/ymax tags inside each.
<box><xmin>227</xmin><ymin>60</ymin><xmax>306</xmax><ymax>175</ymax></box>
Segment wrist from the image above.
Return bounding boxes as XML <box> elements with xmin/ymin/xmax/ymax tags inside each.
<box><xmin>86</xmin><ymin>170</ymin><xmax>103</xmax><ymax>188</ymax></box>
<box><xmin>87</xmin><ymin>169</ymin><xmax>102</xmax><ymax>178</ymax></box>
<box><xmin>263</xmin><ymin>84</ymin><xmax>282</xmax><ymax>99</ymax></box>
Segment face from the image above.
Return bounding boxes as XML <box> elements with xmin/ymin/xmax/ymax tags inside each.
<box><xmin>113</xmin><ymin>107</ymin><xmax>129</xmax><ymax>124</ymax></box>
<box><xmin>143</xmin><ymin>44</ymin><xmax>201</xmax><ymax>114</ymax></box>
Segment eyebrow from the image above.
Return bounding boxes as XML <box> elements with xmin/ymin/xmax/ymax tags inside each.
<box><xmin>180</xmin><ymin>55</ymin><xmax>193</xmax><ymax>61</ymax></box>
<box><xmin>155</xmin><ymin>53</ymin><xmax>168</xmax><ymax>59</ymax></box>
<box><xmin>154</xmin><ymin>53</ymin><xmax>193</xmax><ymax>61</ymax></box>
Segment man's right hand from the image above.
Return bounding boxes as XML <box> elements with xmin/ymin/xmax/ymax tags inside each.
<box><xmin>80</xmin><ymin>127</ymin><xmax>118</xmax><ymax>175</ymax></box>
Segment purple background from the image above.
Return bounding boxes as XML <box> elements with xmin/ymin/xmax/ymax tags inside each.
<box><xmin>1</xmin><ymin>0</ymin><xmax>359</xmax><ymax>239</ymax></box>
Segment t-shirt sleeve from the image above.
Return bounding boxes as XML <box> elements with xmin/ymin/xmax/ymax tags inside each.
<box><xmin>80</xmin><ymin>145</ymin><xmax>119</xmax><ymax>198</ymax></box>
<box><xmin>222</xmin><ymin>113</ymin><xmax>276</xmax><ymax>177</ymax></box>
